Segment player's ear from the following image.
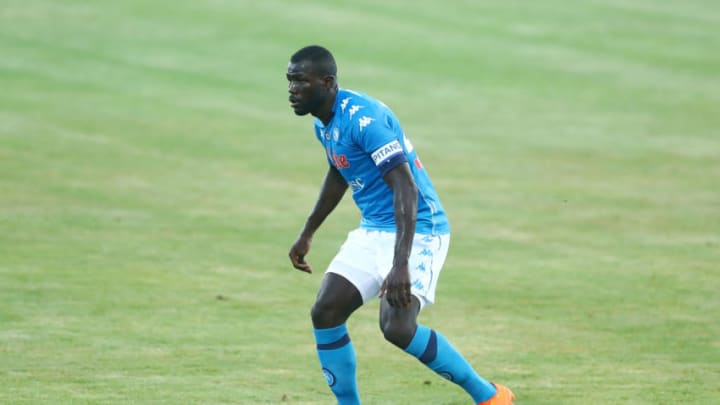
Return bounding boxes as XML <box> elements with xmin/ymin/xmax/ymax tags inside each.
<box><xmin>323</xmin><ymin>75</ymin><xmax>337</xmax><ymax>90</ymax></box>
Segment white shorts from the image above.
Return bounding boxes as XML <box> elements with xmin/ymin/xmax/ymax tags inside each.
<box><xmin>326</xmin><ymin>229</ymin><xmax>451</xmax><ymax>309</ymax></box>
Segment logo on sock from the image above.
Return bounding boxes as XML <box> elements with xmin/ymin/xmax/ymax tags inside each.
<box><xmin>322</xmin><ymin>368</ymin><xmax>337</xmax><ymax>387</ymax></box>
<box><xmin>439</xmin><ymin>371</ymin><xmax>455</xmax><ymax>382</ymax></box>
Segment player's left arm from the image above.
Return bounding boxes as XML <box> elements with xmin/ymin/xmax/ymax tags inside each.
<box><xmin>352</xmin><ymin>105</ymin><xmax>417</xmax><ymax>307</ymax></box>
<box><xmin>379</xmin><ymin>162</ymin><xmax>418</xmax><ymax>308</ymax></box>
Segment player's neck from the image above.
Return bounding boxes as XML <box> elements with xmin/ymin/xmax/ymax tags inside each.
<box><xmin>314</xmin><ymin>89</ymin><xmax>338</xmax><ymax>126</ymax></box>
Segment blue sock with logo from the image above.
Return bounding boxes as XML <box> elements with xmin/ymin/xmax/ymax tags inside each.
<box><xmin>314</xmin><ymin>324</ymin><xmax>360</xmax><ymax>405</ymax></box>
<box><xmin>405</xmin><ymin>325</ymin><xmax>497</xmax><ymax>403</ymax></box>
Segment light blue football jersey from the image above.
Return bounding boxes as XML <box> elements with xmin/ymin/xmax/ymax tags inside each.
<box><xmin>313</xmin><ymin>89</ymin><xmax>450</xmax><ymax>235</ymax></box>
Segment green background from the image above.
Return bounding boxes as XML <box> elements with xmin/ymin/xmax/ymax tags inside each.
<box><xmin>1</xmin><ymin>1</ymin><xmax>719</xmax><ymax>403</ymax></box>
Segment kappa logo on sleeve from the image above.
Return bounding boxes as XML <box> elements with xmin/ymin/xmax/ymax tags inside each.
<box><xmin>358</xmin><ymin>116</ymin><xmax>375</xmax><ymax>131</ymax></box>
<box><xmin>348</xmin><ymin>105</ymin><xmax>363</xmax><ymax>120</ymax></box>
<box><xmin>371</xmin><ymin>140</ymin><xmax>403</xmax><ymax>166</ymax></box>
<box><xmin>340</xmin><ymin>97</ymin><xmax>351</xmax><ymax>113</ymax></box>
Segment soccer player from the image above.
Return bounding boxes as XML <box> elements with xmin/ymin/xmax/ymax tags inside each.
<box><xmin>286</xmin><ymin>45</ymin><xmax>514</xmax><ymax>405</ymax></box>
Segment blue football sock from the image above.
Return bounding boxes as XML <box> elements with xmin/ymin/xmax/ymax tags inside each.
<box><xmin>314</xmin><ymin>324</ymin><xmax>360</xmax><ymax>405</ymax></box>
<box><xmin>405</xmin><ymin>325</ymin><xmax>497</xmax><ymax>403</ymax></box>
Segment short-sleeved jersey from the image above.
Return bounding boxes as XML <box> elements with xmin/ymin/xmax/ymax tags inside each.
<box><xmin>313</xmin><ymin>88</ymin><xmax>450</xmax><ymax>235</ymax></box>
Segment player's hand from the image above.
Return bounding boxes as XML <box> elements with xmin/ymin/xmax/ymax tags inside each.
<box><xmin>288</xmin><ymin>236</ymin><xmax>313</xmax><ymax>274</ymax></box>
<box><xmin>380</xmin><ymin>265</ymin><xmax>412</xmax><ymax>308</ymax></box>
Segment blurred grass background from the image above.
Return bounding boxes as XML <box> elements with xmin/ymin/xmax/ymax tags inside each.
<box><xmin>1</xmin><ymin>0</ymin><xmax>719</xmax><ymax>403</ymax></box>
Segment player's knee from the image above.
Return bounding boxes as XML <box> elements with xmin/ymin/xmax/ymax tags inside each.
<box><xmin>311</xmin><ymin>299</ymin><xmax>345</xmax><ymax>329</ymax></box>
<box><xmin>380</xmin><ymin>318</ymin><xmax>415</xmax><ymax>349</ymax></box>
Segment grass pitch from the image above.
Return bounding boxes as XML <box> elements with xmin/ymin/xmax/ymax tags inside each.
<box><xmin>1</xmin><ymin>1</ymin><xmax>719</xmax><ymax>404</ymax></box>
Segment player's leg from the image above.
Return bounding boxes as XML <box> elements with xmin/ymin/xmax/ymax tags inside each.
<box><xmin>378</xmin><ymin>233</ymin><xmax>508</xmax><ymax>404</ymax></box>
<box><xmin>312</xmin><ymin>272</ymin><xmax>363</xmax><ymax>329</ymax></box>
<box><xmin>379</xmin><ymin>297</ymin><xmax>499</xmax><ymax>403</ymax></box>
<box><xmin>378</xmin><ymin>295</ymin><xmax>420</xmax><ymax>348</ymax></box>
<box><xmin>310</xmin><ymin>229</ymin><xmax>382</xmax><ymax>405</ymax></box>
<box><xmin>311</xmin><ymin>273</ymin><xmax>363</xmax><ymax>405</ymax></box>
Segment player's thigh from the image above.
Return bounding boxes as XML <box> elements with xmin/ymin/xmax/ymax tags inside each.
<box><xmin>311</xmin><ymin>272</ymin><xmax>364</xmax><ymax>330</ymax></box>
<box><xmin>407</xmin><ymin>233</ymin><xmax>451</xmax><ymax>308</ymax></box>
<box><xmin>325</xmin><ymin>229</ymin><xmax>385</xmax><ymax>303</ymax></box>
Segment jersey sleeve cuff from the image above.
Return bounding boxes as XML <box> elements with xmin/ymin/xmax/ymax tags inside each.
<box><xmin>377</xmin><ymin>153</ymin><xmax>408</xmax><ymax>177</ymax></box>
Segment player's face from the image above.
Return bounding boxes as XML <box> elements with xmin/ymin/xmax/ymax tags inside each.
<box><xmin>286</xmin><ymin>61</ymin><xmax>329</xmax><ymax>116</ymax></box>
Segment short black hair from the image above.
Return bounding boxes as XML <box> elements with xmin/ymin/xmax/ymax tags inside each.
<box><xmin>290</xmin><ymin>45</ymin><xmax>337</xmax><ymax>77</ymax></box>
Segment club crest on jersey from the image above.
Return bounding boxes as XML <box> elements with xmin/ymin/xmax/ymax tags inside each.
<box><xmin>371</xmin><ymin>140</ymin><xmax>403</xmax><ymax>165</ymax></box>
<box><xmin>327</xmin><ymin>147</ymin><xmax>350</xmax><ymax>169</ymax></box>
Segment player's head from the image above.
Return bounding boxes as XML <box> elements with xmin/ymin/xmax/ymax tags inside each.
<box><xmin>287</xmin><ymin>45</ymin><xmax>338</xmax><ymax>118</ymax></box>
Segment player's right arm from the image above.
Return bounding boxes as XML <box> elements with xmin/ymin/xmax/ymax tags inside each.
<box><xmin>289</xmin><ymin>165</ymin><xmax>348</xmax><ymax>273</ymax></box>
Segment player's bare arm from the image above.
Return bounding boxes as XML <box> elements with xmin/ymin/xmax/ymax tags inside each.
<box><xmin>379</xmin><ymin>162</ymin><xmax>418</xmax><ymax>308</ymax></box>
<box><xmin>289</xmin><ymin>165</ymin><xmax>348</xmax><ymax>273</ymax></box>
